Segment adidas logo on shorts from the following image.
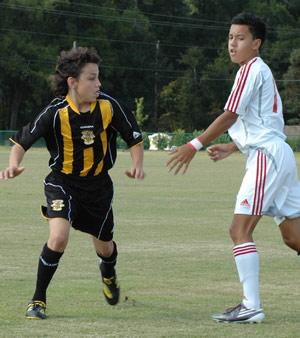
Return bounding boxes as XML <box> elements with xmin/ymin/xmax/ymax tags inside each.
<box><xmin>240</xmin><ymin>199</ymin><xmax>250</xmax><ymax>208</ymax></box>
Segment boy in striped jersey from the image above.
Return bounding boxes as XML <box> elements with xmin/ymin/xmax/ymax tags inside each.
<box><xmin>0</xmin><ymin>47</ymin><xmax>145</xmax><ymax>319</ymax></box>
<box><xmin>167</xmin><ymin>12</ymin><xmax>300</xmax><ymax>323</ymax></box>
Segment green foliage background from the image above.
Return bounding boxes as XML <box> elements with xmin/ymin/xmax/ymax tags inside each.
<box><xmin>0</xmin><ymin>0</ymin><xmax>299</xmax><ymax>131</ymax></box>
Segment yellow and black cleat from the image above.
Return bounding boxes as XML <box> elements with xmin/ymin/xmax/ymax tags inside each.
<box><xmin>102</xmin><ymin>276</ymin><xmax>120</xmax><ymax>305</ymax></box>
<box><xmin>25</xmin><ymin>300</ymin><xmax>47</xmax><ymax>319</ymax></box>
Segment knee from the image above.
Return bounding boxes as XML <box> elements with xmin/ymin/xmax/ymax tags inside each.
<box><xmin>229</xmin><ymin>224</ymin><xmax>251</xmax><ymax>244</ymax></box>
<box><xmin>229</xmin><ymin>225</ymin><xmax>240</xmax><ymax>243</ymax></box>
<box><xmin>48</xmin><ymin>235</ymin><xmax>68</xmax><ymax>252</ymax></box>
<box><xmin>95</xmin><ymin>239</ymin><xmax>114</xmax><ymax>258</ymax></box>
<box><xmin>282</xmin><ymin>236</ymin><xmax>300</xmax><ymax>252</ymax></box>
<box><xmin>99</xmin><ymin>246</ymin><xmax>113</xmax><ymax>257</ymax></box>
<box><xmin>280</xmin><ymin>218</ymin><xmax>300</xmax><ymax>252</ymax></box>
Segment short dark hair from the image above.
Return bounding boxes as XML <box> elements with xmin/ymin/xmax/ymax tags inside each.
<box><xmin>50</xmin><ymin>46</ymin><xmax>101</xmax><ymax>96</ymax></box>
<box><xmin>231</xmin><ymin>12</ymin><xmax>266</xmax><ymax>47</ymax></box>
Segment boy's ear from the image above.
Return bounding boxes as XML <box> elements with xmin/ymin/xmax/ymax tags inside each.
<box><xmin>253</xmin><ymin>38</ymin><xmax>262</xmax><ymax>51</ymax></box>
<box><xmin>67</xmin><ymin>77</ymin><xmax>77</xmax><ymax>89</ymax></box>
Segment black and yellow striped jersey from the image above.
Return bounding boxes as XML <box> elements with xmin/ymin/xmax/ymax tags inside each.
<box><xmin>11</xmin><ymin>92</ymin><xmax>143</xmax><ymax>179</ymax></box>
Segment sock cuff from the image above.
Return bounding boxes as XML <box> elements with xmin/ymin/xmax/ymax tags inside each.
<box><xmin>97</xmin><ymin>241</ymin><xmax>118</xmax><ymax>264</ymax></box>
<box><xmin>233</xmin><ymin>242</ymin><xmax>257</xmax><ymax>257</ymax></box>
<box><xmin>40</xmin><ymin>243</ymin><xmax>64</xmax><ymax>265</ymax></box>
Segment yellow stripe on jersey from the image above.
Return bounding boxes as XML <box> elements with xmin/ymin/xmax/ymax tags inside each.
<box><xmin>95</xmin><ymin>100</ymin><xmax>113</xmax><ymax>176</ymax></box>
<box><xmin>80</xmin><ymin>147</ymin><xmax>94</xmax><ymax>176</ymax></box>
<box><xmin>100</xmin><ymin>100</ymin><xmax>113</xmax><ymax>129</ymax></box>
<box><xmin>66</xmin><ymin>95</ymin><xmax>80</xmax><ymax>114</ymax></box>
<box><xmin>59</xmin><ymin>107</ymin><xmax>74</xmax><ymax>174</ymax></box>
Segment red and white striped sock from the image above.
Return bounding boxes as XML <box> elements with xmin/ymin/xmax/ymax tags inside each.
<box><xmin>233</xmin><ymin>242</ymin><xmax>261</xmax><ymax>310</ymax></box>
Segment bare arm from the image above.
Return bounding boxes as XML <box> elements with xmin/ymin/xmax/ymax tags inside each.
<box><xmin>125</xmin><ymin>142</ymin><xmax>145</xmax><ymax>180</ymax></box>
<box><xmin>0</xmin><ymin>144</ymin><xmax>26</xmax><ymax>180</ymax></box>
<box><xmin>197</xmin><ymin>110</ymin><xmax>238</xmax><ymax>146</ymax></box>
<box><xmin>167</xmin><ymin>110</ymin><xmax>238</xmax><ymax>174</ymax></box>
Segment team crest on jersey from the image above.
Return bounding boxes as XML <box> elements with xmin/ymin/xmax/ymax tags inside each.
<box><xmin>81</xmin><ymin>130</ymin><xmax>95</xmax><ymax>145</ymax></box>
<box><xmin>51</xmin><ymin>199</ymin><xmax>65</xmax><ymax>211</ymax></box>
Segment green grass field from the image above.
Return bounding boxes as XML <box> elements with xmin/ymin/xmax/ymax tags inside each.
<box><xmin>1</xmin><ymin>147</ymin><xmax>300</xmax><ymax>338</ymax></box>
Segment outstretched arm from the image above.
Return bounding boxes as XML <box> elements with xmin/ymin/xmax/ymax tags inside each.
<box><xmin>167</xmin><ymin>110</ymin><xmax>238</xmax><ymax>174</ymax></box>
<box><xmin>125</xmin><ymin>142</ymin><xmax>145</xmax><ymax>180</ymax></box>
<box><xmin>0</xmin><ymin>144</ymin><xmax>26</xmax><ymax>180</ymax></box>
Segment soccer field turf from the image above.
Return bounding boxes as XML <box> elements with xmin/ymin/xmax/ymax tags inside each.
<box><xmin>1</xmin><ymin>148</ymin><xmax>300</xmax><ymax>338</ymax></box>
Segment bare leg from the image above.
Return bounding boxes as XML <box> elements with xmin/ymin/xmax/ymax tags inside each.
<box><xmin>229</xmin><ymin>214</ymin><xmax>261</xmax><ymax>244</ymax></box>
<box><xmin>279</xmin><ymin>217</ymin><xmax>300</xmax><ymax>252</ymax></box>
<box><xmin>92</xmin><ymin>237</ymin><xmax>114</xmax><ymax>257</ymax></box>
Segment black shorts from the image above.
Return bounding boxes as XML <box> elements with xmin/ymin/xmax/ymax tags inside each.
<box><xmin>42</xmin><ymin>172</ymin><xmax>114</xmax><ymax>241</ymax></box>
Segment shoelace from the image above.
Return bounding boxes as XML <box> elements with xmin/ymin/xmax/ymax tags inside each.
<box><xmin>224</xmin><ymin>303</ymin><xmax>243</xmax><ymax>314</ymax></box>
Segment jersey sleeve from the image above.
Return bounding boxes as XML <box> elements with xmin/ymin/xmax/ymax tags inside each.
<box><xmin>10</xmin><ymin>105</ymin><xmax>53</xmax><ymax>151</ymax></box>
<box><xmin>224</xmin><ymin>59</ymin><xmax>262</xmax><ymax>116</ymax></box>
<box><xmin>110</xmin><ymin>98</ymin><xmax>143</xmax><ymax>148</ymax></box>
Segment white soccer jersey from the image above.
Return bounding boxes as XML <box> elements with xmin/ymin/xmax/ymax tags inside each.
<box><xmin>225</xmin><ymin>57</ymin><xmax>300</xmax><ymax>221</ymax></box>
<box><xmin>226</xmin><ymin>57</ymin><xmax>286</xmax><ymax>154</ymax></box>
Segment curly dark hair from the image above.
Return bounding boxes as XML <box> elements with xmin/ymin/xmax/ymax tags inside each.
<box><xmin>50</xmin><ymin>46</ymin><xmax>101</xmax><ymax>96</ymax></box>
<box><xmin>231</xmin><ymin>12</ymin><xmax>266</xmax><ymax>48</ymax></box>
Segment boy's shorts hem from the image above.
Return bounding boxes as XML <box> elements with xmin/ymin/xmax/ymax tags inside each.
<box><xmin>43</xmin><ymin>172</ymin><xmax>114</xmax><ymax>241</ymax></box>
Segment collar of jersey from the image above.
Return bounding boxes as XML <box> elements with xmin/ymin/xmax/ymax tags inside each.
<box><xmin>66</xmin><ymin>95</ymin><xmax>97</xmax><ymax>115</ymax></box>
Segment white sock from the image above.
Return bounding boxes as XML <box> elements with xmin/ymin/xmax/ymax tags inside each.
<box><xmin>233</xmin><ymin>242</ymin><xmax>261</xmax><ymax>310</ymax></box>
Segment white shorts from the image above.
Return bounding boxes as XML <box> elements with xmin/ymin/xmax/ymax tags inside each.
<box><xmin>234</xmin><ymin>140</ymin><xmax>300</xmax><ymax>225</ymax></box>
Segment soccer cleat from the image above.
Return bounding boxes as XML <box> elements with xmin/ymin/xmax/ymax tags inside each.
<box><xmin>102</xmin><ymin>276</ymin><xmax>120</xmax><ymax>305</ymax></box>
<box><xmin>25</xmin><ymin>300</ymin><xmax>47</xmax><ymax>319</ymax></box>
<box><xmin>212</xmin><ymin>303</ymin><xmax>265</xmax><ymax>324</ymax></box>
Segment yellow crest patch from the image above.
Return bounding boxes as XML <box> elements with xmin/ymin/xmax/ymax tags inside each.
<box><xmin>81</xmin><ymin>130</ymin><xmax>95</xmax><ymax>145</ymax></box>
<box><xmin>51</xmin><ymin>199</ymin><xmax>65</xmax><ymax>211</ymax></box>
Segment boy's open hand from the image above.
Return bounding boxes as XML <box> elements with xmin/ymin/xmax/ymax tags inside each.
<box><xmin>0</xmin><ymin>166</ymin><xmax>25</xmax><ymax>180</ymax></box>
<box><xmin>166</xmin><ymin>144</ymin><xmax>196</xmax><ymax>175</ymax></box>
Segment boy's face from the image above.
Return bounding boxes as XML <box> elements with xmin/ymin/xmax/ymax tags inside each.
<box><xmin>228</xmin><ymin>24</ymin><xmax>261</xmax><ymax>65</ymax></box>
<box><xmin>72</xmin><ymin>63</ymin><xmax>101</xmax><ymax>103</ymax></box>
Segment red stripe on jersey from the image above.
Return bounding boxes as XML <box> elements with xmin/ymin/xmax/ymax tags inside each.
<box><xmin>230</xmin><ymin>64</ymin><xmax>250</xmax><ymax>112</ymax></box>
<box><xmin>227</xmin><ymin>65</ymin><xmax>246</xmax><ymax>110</ymax></box>
<box><xmin>273</xmin><ymin>79</ymin><xmax>278</xmax><ymax>113</ymax></box>
<box><xmin>226</xmin><ymin>58</ymin><xmax>257</xmax><ymax>113</ymax></box>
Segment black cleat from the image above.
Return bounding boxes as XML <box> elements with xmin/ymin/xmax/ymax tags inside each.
<box><xmin>102</xmin><ymin>276</ymin><xmax>120</xmax><ymax>305</ymax></box>
<box><xmin>25</xmin><ymin>300</ymin><xmax>47</xmax><ymax>320</ymax></box>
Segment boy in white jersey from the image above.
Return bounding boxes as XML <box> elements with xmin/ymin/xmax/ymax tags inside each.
<box><xmin>167</xmin><ymin>12</ymin><xmax>300</xmax><ymax>323</ymax></box>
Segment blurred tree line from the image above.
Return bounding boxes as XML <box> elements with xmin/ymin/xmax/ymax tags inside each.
<box><xmin>0</xmin><ymin>0</ymin><xmax>299</xmax><ymax>132</ymax></box>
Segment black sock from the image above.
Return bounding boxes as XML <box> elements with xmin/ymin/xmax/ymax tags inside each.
<box><xmin>97</xmin><ymin>241</ymin><xmax>118</xmax><ymax>278</ymax></box>
<box><xmin>32</xmin><ymin>243</ymin><xmax>64</xmax><ymax>303</ymax></box>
